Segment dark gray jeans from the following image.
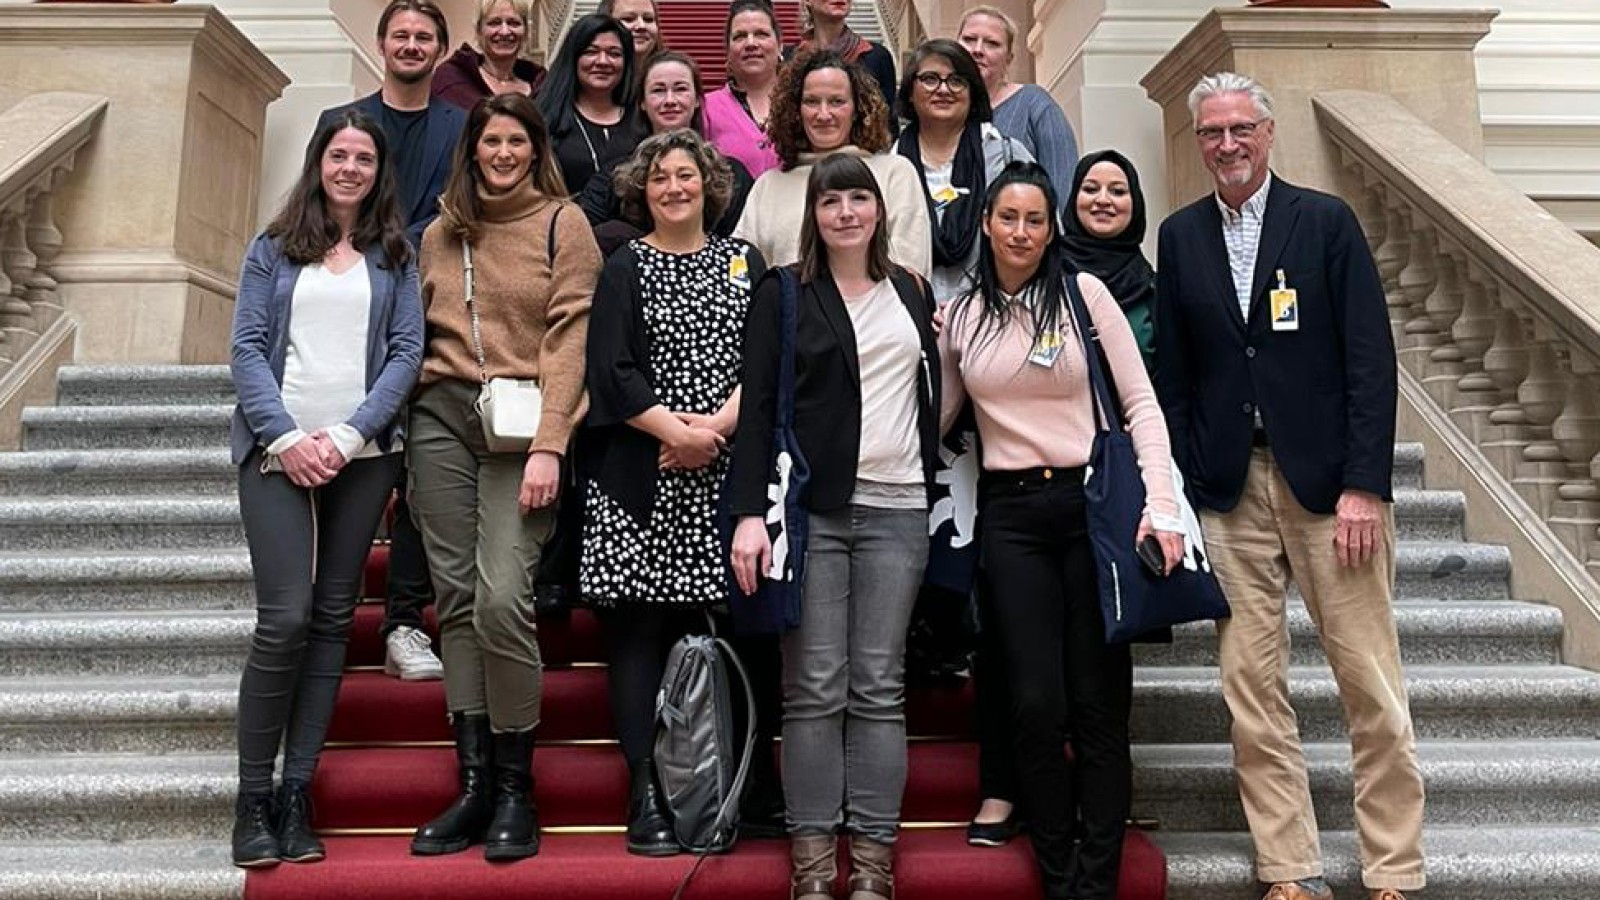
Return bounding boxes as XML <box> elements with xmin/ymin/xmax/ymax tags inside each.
<box><xmin>236</xmin><ymin>450</ymin><xmax>401</xmax><ymax>793</ymax></box>
<box><xmin>781</xmin><ymin>505</ymin><xmax>927</xmax><ymax>843</ymax></box>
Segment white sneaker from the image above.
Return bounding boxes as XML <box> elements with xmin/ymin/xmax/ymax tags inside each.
<box><xmin>384</xmin><ymin>625</ymin><xmax>443</xmax><ymax>681</ymax></box>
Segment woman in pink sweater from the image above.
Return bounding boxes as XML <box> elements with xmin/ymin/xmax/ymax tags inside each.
<box><xmin>937</xmin><ymin>161</ymin><xmax>1182</xmax><ymax>900</ymax></box>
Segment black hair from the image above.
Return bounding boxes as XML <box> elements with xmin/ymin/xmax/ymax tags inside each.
<box><xmin>536</xmin><ymin>14</ymin><xmax>636</xmax><ymax>137</ymax></box>
<box><xmin>956</xmin><ymin>161</ymin><xmax>1069</xmax><ymax>359</ymax></box>
<box><xmin>267</xmin><ymin>110</ymin><xmax>411</xmax><ymax>269</ymax></box>
<box><xmin>896</xmin><ymin>38</ymin><xmax>992</xmax><ymax>125</ymax></box>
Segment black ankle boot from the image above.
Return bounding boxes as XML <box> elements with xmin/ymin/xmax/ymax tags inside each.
<box><xmin>626</xmin><ymin>759</ymin><xmax>680</xmax><ymax>856</ymax></box>
<box><xmin>275</xmin><ymin>782</ymin><xmax>326</xmax><ymax>863</ymax></box>
<box><xmin>484</xmin><ymin>728</ymin><xmax>540</xmax><ymax>861</ymax></box>
<box><xmin>231</xmin><ymin>790</ymin><xmax>280</xmax><ymax>869</ymax></box>
<box><xmin>412</xmin><ymin>713</ymin><xmax>495</xmax><ymax>856</ymax></box>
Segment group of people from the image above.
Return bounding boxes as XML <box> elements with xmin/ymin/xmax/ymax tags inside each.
<box><xmin>226</xmin><ymin>1</ymin><xmax>1427</xmax><ymax>900</ymax></box>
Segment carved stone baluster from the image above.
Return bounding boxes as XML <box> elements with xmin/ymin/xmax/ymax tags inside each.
<box><xmin>1419</xmin><ymin>238</ymin><xmax>1467</xmax><ymax>408</ymax></box>
<box><xmin>1480</xmin><ymin>294</ymin><xmax>1533</xmax><ymax>477</ymax></box>
<box><xmin>1511</xmin><ymin>331</ymin><xmax>1569</xmax><ymax>515</ymax></box>
<box><xmin>1546</xmin><ymin>355</ymin><xmax>1600</xmax><ymax>564</ymax></box>
<box><xmin>23</xmin><ymin>184</ymin><xmax>64</xmax><ymax>326</ymax></box>
<box><xmin>0</xmin><ymin>207</ymin><xmax>29</xmax><ymax>366</ymax></box>
<box><xmin>1372</xmin><ymin>201</ymin><xmax>1411</xmax><ymax>314</ymax></box>
<box><xmin>1395</xmin><ymin>220</ymin><xmax>1441</xmax><ymax>376</ymax></box>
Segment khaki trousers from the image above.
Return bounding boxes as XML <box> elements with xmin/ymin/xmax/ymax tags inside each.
<box><xmin>408</xmin><ymin>380</ymin><xmax>553</xmax><ymax>732</ymax></box>
<box><xmin>1202</xmin><ymin>448</ymin><xmax>1425</xmax><ymax>891</ymax></box>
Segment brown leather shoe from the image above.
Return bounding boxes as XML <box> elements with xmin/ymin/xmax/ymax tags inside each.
<box><xmin>791</xmin><ymin>834</ymin><xmax>837</xmax><ymax>900</ymax></box>
<box><xmin>1263</xmin><ymin>883</ymin><xmax>1334</xmax><ymax>900</ymax></box>
<box><xmin>848</xmin><ymin>834</ymin><xmax>894</xmax><ymax>900</ymax></box>
<box><xmin>1370</xmin><ymin>891</ymin><xmax>1408</xmax><ymax>900</ymax></box>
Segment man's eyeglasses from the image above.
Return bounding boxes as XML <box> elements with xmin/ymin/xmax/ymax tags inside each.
<box><xmin>913</xmin><ymin>72</ymin><xmax>970</xmax><ymax>94</ymax></box>
<box><xmin>1195</xmin><ymin>119</ymin><xmax>1266</xmax><ymax>144</ymax></box>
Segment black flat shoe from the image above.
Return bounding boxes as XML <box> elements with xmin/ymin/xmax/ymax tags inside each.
<box><xmin>966</xmin><ymin>812</ymin><xmax>1022</xmax><ymax>847</ymax></box>
<box><xmin>276</xmin><ymin>782</ymin><xmax>326</xmax><ymax>863</ymax></box>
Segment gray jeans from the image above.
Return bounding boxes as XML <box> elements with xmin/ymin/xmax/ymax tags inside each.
<box><xmin>236</xmin><ymin>451</ymin><xmax>400</xmax><ymax>793</ymax></box>
<box><xmin>408</xmin><ymin>380</ymin><xmax>553</xmax><ymax>732</ymax></box>
<box><xmin>781</xmin><ymin>505</ymin><xmax>927</xmax><ymax>843</ymax></box>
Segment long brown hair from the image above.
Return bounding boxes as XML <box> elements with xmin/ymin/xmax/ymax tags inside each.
<box><xmin>436</xmin><ymin>94</ymin><xmax>567</xmax><ymax>241</ymax></box>
<box><xmin>798</xmin><ymin>152</ymin><xmax>891</xmax><ymax>284</ymax></box>
<box><xmin>266</xmin><ymin>110</ymin><xmax>411</xmax><ymax>268</ymax></box>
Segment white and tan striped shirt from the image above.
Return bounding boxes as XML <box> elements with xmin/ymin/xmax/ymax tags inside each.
<box><xmin>1216</xmin><ymin>172</ymin><xmax>1273</xmax><ymax>321</ymax></box>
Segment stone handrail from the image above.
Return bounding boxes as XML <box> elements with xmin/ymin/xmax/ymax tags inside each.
<box><xmin>0</xmin><ymin>92</ymin><xmax>108</xmax><ymax>377</ymax></box>
<box><xmin>1314</xmin><ymin>89</ymin><xmax>1600</xmax><ymax>627</ymax></box>
<box><xmin>542</xmin><ymin>0</ymin><xmax>573</xmax><ymax>61</ymax></box>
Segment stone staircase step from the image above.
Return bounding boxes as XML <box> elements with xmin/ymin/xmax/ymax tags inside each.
<box><xmin>0</xmin><ymin>549</ymin><xmax>253</xmax><ymax>611</ymax></box>
<box><xmin>0</xmin><ymin>497</ymin><xmax>242</xmax><ymax>551</ymax></box>
<box><xmin>6</xmin><ymin>663</ymin><xmax>1597</xmax><ymax>754</ymax></box>
<box><xmin>0</xmin><ymin>753</ymin><xmax>233</xmax><ymax>842</ymax></box>
<box><xmin>1133</xmin><ymin>740</ymin><xmax>1600</xmax><ymax>831</ymax></box>
<box><xmin>0</xmin><ymin>840</ymin><xmax>241</xmax><ymax>900</ymax></box>
<box><xmin>1159</xmin><ymin>825</ymin><xmax>1600</xmax><ymax>900</ymax></box>
<box><xmin>21</xmin><ymin>405</ymin><xmax>232</xmax><ymax>451</ymax></box>
<box><xmin>0</xmin><ymin>610</ymin><xmax>252</xmax><ymax>677</ymax></box>
<box><xmin>0</xmin><ymin>449</ymin><xmax>234</xmax><ymax>496</ymax></box>
<box><xmin>1391</xmin><ymin>541</ymin><xmax>1510</xmax><ymax>600</ymax></box>
<box><xmin>1390</xmin><ymin>488</ymin><xmax>1463</xmax><ymax>540</ymax></box>
<box><xmin>1135</xmin><ymin>600</ymin><xmax>1563</xmax><ymax>667</ymax></box>
<box><xmin>1392</xmin><ymin>441</ymin><xmax>1423</xmax><ymax>489</ymax></box>
<box><xmin>53</xmin><ymin>365</ymin><xmax>234</xmax><ymax>408</ymax></box>
<box><xmin>1130</xmin><ymin>664</ymin><xmax>1600</xmax><ymax>743</ymax></box>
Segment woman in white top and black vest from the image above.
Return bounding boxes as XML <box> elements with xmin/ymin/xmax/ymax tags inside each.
<box><xmin>729</xmin><ymin>153</ymin><xmax>940</xmax><ymax>900</ymax></box>
<box><xmin>228</xmin><ymin>109</ymin><xmax>423</xmax><ymax>869</ymax></box>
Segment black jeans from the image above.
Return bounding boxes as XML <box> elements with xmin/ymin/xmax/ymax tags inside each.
<box><xmin>381</xmin><ymin>468</ymin><xmax>435</xmax><ymax>636</ymax></box>
<box><xmin>973</xmin><ymin>570</ymin><xmax>1018</xmax><ymax>804</ymax></box>
<box><xmin>979</xmin><ymin>469</ymin><xmax>1132</xmax><ymax>900</ymax></box>
<box><xmin>236</xmin><ymin>451</ymin><xmax>402</xmax><ymax>793</ymax></box>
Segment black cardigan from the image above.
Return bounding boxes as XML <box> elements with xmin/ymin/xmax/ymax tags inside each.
<box><xmin>583</xmin><ymin>239</ymin><xmax>769</xmax><ymax>521</ymax></box>
<box><xmin>728</xmin><ymin>266</ymin><xmax>940</xmax><ymax>517</ymax></box>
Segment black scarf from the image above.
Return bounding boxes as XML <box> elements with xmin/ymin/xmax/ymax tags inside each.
<box><xmin>1059</xmin><ymin>149</ymin><xmax>1155</xmax><ymax>310</ymax></box>
<box><xmin>897</xmin><ymin>121</ymin><xmax>986</xmax><ymax>268</ymax></box>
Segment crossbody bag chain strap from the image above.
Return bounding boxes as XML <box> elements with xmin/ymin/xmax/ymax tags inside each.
<box><xmin>462</xmin><ymin>239</ymin><xmax>489</xmax><ymax>386</ymax></box>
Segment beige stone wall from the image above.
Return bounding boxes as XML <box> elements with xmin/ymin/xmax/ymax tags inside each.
<box><xmin>0</xmin><ymin>5</ymin><xmax>287</xmax><ymax>364</ymax></box>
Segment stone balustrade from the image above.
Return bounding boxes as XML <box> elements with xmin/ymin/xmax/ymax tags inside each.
<box><xmin>0</xmin><ymin>93</ymin><xmax>108</xmax><ymax>404</ymax></box>
<box><xmin>1316</xmin><ymin>89</ymin><xmax>1600</xmax><ymax>608</ymax></box>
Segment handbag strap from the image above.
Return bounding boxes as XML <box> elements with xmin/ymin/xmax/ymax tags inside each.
<box><xmin>1062</xmin><ymin>272</ymin><xmax>1123</xmax><ymax>437</ymax></box>
<box><xmin>461</xmin><ymin>239</ymin><xmax>489</xmax><ymax>386</ymax></box>
<box><xmin>773</xmin><ymin>268</ymin><xmax>801</xmax><ymax>428</ymax></box>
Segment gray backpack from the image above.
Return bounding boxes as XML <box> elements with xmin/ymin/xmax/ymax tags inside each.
<box><xmin>653</xmin><ymin>631</ymin><xmax>756</xmax><ymax>857</ymax></box>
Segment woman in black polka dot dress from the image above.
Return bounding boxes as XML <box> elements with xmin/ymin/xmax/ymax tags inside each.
<box><xmin>580</xmin><ymin>129</ymin><xmax>767</xmax><ymax>855</ymax></box>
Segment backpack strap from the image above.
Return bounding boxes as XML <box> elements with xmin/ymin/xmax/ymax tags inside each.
<box><xmin>547</xmin><ymin>201</ymin><xmax>563</xmax><ymax>263</ymax></box>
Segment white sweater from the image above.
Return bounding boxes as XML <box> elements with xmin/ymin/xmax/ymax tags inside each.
<box><xmin>733</xmin><ymin>146</ymin><xmax>933</xmax><ymax>277</ymax></box>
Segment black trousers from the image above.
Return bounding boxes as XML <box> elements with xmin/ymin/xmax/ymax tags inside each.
<box><xmin>979</xmin><ymin>469</ymin><xmax>1131</xmax><ymax>900</ymax></box>
<box><xmin>381</xmin><ymin>468</ymin><xmax>435</xmax><ymax>636</ymax></box>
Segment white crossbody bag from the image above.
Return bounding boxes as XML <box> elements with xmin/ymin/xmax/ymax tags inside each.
<box><xmin>462</xmin><ymin>239</ymin><xmax>542</xmax><ymax>453</ymax></box>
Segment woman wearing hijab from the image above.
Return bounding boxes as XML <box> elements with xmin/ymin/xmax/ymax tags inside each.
<box><xmin>1060</xmin><ymin>149</ymin><xmax>1155</xmax><ymax>368</ymax></box>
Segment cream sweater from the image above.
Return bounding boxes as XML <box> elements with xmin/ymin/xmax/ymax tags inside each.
<box><xmin>733</xmin><ymin>146</ymin><xmax>933</xmax><ymax>276</ymax></box>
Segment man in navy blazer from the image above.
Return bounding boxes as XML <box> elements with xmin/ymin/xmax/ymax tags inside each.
<box><xmin>316</xmin><ymin>0</ymin><xmax>466</xmax><ymax>249</ymax></box>
<box><xmin>1154</xmin><ymin>73</ymin><xmax>1425</xmax><ymax>900</ymax></box>
<box><xmin>313</xmin><ymin>0</ymin><xmax>466</xmax><ymax>681</ymax></box>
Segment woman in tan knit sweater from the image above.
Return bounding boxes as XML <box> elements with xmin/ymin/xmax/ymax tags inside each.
<box><xmin>406</xmin><ymin>92</ymin><xmax>600</xmax><ymax>863</ymax></box>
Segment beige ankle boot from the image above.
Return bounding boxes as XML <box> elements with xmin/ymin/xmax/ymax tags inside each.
<box><xmin>848</xmin><ymin>834</ymin><xmax>894</xmax><ymax>900</ymax></box>
<box><xmin>790</xmin><ymin>834</ymin><xmax>837</xmax><ymax>900</ymax></box>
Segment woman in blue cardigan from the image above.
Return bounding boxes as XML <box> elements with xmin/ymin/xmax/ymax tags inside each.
<box><xmin>227</xmin><ymin>109</ymin><xmax>423</xmax><ymax>869</ymax></box>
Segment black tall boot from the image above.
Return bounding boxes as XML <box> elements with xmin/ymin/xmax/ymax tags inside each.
<box><xmin>411</xmin><ymin>713</ymin><xmax>495</xmax><ymax>855</ymax></box>
<box><xmin>484</xmin><ymin>728</ymin><xmax>540</xmax><ymax>861</ymax></box>
<box><xmin>626</xmin><ymin>759</ymin><xmax>679</xmax><ymax>856</ymax></box>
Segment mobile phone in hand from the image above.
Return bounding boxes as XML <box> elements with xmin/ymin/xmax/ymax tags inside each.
<box><xmin>1137</xmin><ymin>534</ymin><xmax>1167</xmax><ymax>577</ymax></box>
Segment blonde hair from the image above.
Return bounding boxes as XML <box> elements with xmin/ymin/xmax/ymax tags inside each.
<box><xmin>958</xmin><ymin>6</ymin><xmax>1017</xmax><ymax>53</ymax></box>
<box><xmin>476</xmin><ymin>0</ymin><xmax>532</xmax><ymax>29</ymax></box>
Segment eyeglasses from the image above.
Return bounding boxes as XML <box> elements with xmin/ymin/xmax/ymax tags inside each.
<box><xmin>1195</xmin><ymin>119</ymin><xmax>1266</xmax><ymax>144</ymax></box>
<box><xmin>913</xmin><ymin>71</ymin><xmax>970</xmax><ymax>94</ymax></box>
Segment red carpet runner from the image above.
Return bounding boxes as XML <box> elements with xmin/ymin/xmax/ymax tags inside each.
<box><xmin>245</xmin><ymin>547</ymin><xmax>1167</xmax><ymax>899</ymax></box>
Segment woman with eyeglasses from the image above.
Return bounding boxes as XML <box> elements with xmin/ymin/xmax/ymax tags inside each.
<box><xmin>703</xmin><ymin>0</ymin><xmax>784</xmax><ymax>178</ymax></box>
<box><xmin>734</xmin><ymin>50</ymin><xmax>930</xmax><ymax>274</ymax></box>
<box><xmin>432</xmin><ymin>0</ymin><xmax>546</xmax><ymax>110</ymax></box>
<box><xmin>955</xmin><ymin>7</ymin><xmax>1079</xmax><ymax>214</ymax></box>
<box><xmin>536</xmin><ymin>13</ymin><xmax>646</xmax><ymax>195</ymax></box>
<box><xmin>939</xmin><ymin>161</ymin><xmax>1182</xmax><ymax>900</ymax></box>
<box><xmin>895</xmin><ymin>38</ymin><xmax>1032</xmax><ymax>307</ymax></box>
<box><xmin>577</xmin><ymin>51</ymin><xmax>755</xmax><ymax>247</ymax></box>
